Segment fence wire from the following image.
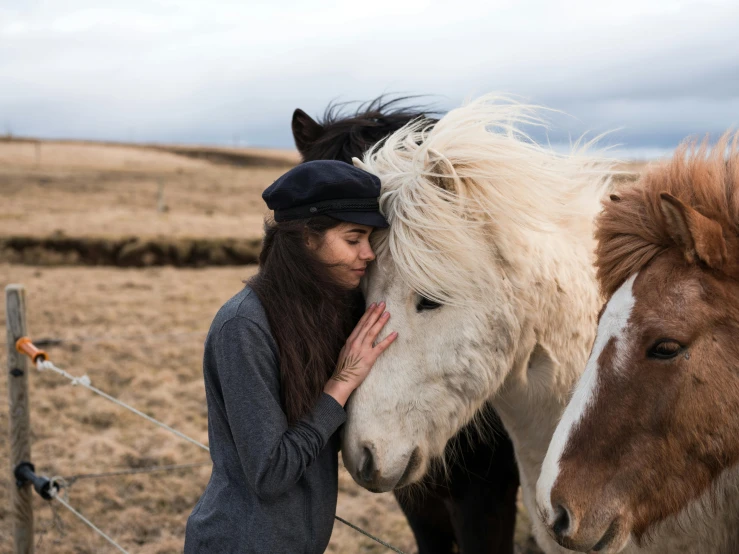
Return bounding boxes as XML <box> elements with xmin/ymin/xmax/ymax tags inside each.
<box><xmin>32</xmin><ymin>355</ymin><xmax>408</xmax><ymax>554</ymax></box>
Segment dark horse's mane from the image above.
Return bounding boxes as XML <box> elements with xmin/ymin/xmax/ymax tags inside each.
<box><xmin>292</xmin><ymin>95</ymin><xmax>440</xmax><ymax>163</ymax></box>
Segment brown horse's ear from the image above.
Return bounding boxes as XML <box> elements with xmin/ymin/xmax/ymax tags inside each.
<box><xmin>659</xmin><ymin>192</ymin><xmax>728</xmax><ymax>269</ymax></box>
<box><xmin>291</xmin><ymin>109</ymin><xmax>324</xmax><ymax>156</ymax></box>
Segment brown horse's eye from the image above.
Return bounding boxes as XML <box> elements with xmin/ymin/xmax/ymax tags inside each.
<box><xmin>648</xmin><ymin>340</ymin><xmax>683</xmax><ymax>359</ymax></box>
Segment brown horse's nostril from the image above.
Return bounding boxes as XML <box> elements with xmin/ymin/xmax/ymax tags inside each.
<box><xmin>358</xmin><ymin>445</ymin><xmax>376</xmax><ymax>484</ymax></box>
<box><xmin>552</xmin><ymin>504</ymin><xmax>571</xmax><ymax>539</ymax></box>
<box><xmin>592</xmin><ymin>518</ymin><xmax>619</xmax><ymax>552</ymax></box>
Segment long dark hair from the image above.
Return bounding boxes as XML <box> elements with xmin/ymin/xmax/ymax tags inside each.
<box><xmin>256</xmin><ymin>95</ymin><xmax>435</xmax><ymax>423</ymax></box>
<box><xmin>248</xmin><ymin>216</ymin><xmax>363</xmax><ymax>424</ymax></box>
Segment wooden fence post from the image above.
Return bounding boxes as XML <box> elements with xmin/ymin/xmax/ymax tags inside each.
<box><xmin>6</xmin><ymin>284</ymin><xmax>34</xmax><ymax>553</ymax></box>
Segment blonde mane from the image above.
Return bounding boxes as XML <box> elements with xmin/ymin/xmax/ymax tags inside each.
<box><xmin>358</xmin><ymin>94</ymin><xmax>614</xmax><ymax>305</ymax></box>
<box><xmin>596</xmin><ymin>132</ymin><xmax>739</xmax><ymax>297</ymax></box>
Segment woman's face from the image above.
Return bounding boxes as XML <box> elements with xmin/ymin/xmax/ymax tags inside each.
<box><xmin>309</xmin><ymin>222</ymin><xmax>376</xmax><ymax>289</ymax></box>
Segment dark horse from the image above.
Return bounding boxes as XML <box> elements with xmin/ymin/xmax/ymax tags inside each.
<box><xmin>292</xmin><ymin>97</ymin><xmax>521</xmax><ymax>554</ymax></box>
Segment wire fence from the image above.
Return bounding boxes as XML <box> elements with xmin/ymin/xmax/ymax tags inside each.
<box><xmin>11</xmin><ymin>338</ymin><xmax>408</xmax><ymax>554</ymax></box>
<box><xmin>61</xmin><ymin>462</ymin><xmax>211</xmax><ymax>487</ymax></box>
<box><xmin>0</xmin><ymin>329</ymin><xmax>209</xmax><ymax>350</ymax></box>
<box><xmin>27</xmin><ymin>462</ymin><xmax>211</xmax><ymax>552</ymax></box>
<box><xmin>48</xmin><ymin>480</ymin><xmax>129</xmax><ymax>554</ymax></box>
<box><xmin>36</xmin><ymin>358</ymin><xmax>211</xmax><ymax>451</ymax></box>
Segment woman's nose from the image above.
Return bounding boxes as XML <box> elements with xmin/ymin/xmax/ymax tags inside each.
<box><xmin>360</xmin><ymin>245</ymin><xmax>376</xmax><ymax>262</ymax></box>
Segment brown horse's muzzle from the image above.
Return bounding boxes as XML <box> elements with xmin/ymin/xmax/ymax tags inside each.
<box><xmin>543</xmin><ymin>484</ymin><xmax>633</xmax><ymax>553</ymax></box>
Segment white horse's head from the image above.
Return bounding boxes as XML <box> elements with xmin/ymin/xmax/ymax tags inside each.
<box><xmin>342</xmin><ymin>94</ymin><xmax>611</xmax><ymax>492</ymax></box>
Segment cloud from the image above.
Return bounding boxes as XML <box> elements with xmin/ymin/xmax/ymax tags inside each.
<box><xmin>1</xmin><ymin>0</ymin><xmax>737</xmax><ymax>155</ymax></box>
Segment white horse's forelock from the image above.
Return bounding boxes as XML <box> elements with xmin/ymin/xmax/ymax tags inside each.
<box><xmin>360</xmin><ymin>94</ymin><xmax>615</xmax><ymax>306</ymax></box>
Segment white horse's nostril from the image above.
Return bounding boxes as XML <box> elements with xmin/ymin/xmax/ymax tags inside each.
<box><xmin>396</xmin><ymin>446</ymin><xmax>422</xmax><ymax>488</ymax></box>
<box><xmin>357</xmin><ymin>444</ymin><xmax>377</xmax><ymax>484</ymax></box>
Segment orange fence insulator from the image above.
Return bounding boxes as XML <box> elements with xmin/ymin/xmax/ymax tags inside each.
<box><xmin>15</xmin><ymin>337</ymin><xmax>49</xmax><ymax>363</ymax></box>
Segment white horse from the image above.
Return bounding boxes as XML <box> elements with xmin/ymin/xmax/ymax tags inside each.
<box><xmin>343</xmin><ymin>94</ymin><xmax>612</xmax><ymax>554</ymax></box>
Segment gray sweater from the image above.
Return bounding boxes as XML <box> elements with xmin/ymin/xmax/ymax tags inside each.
<box><xmin>185</xmin><ymin>287</ymin><xmax>347</xmax><ymax>553</ymax></box>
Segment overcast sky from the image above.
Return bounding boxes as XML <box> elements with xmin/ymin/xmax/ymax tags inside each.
<box><xmin>1</xmin><ymin>0</ymin><xmax>737</xmax><ymax>157</ymax></box>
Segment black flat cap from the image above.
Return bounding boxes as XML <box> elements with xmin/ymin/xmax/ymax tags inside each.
<box><xmin>262</xmin><ymin>160</ymin><xmax>389</xmax><ymax>228</ymax></box>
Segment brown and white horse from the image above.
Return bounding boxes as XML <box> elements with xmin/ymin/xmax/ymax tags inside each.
<box><xmin>536</xmin><ymin>134</ymin><xmax>739</xmax><ymax>553</ymax></box>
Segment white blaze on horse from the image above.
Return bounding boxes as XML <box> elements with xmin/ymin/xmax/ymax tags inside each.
<box><xmin>537</xmin><ymin>134</ymin><xmax>739</xmax><ymax>553</ymax></box>
<box><xmin>342</xmin><ymin>94</ymin><xmax>614</xmax><ymax>553</ymax></box>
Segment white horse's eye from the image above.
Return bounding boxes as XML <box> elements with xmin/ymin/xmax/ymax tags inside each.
<box><xmin>416</xmin><ymin>296</ymin><xmax>442</xmax><ymax>312</ymax></box>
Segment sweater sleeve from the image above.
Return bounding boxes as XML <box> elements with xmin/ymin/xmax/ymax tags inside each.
<box><xmin>213</xmin><ymin>316</ymin><xmax>346</xmax><ymax>501</ymax></box>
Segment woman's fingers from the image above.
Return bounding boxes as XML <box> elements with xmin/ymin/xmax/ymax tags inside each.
<box><xmin>347</xmin><ymin>302</ymin><xmax>377</xmax><ymax>343</ymax></box>
<box><xmin>328</xmin><ymin>309</ymin><xmax>397</xmax><ymax>401</ymax></box>
<box><xmin>365</xmin><ymin>310</ymin><xmax>391</xmax><ymax>346</ymax></box>
<box><xmin>355</xmin><ymin>302</ymin><xmax>385</xmax><ymax>343</ymax></box>
<box><xmin>373</xmin><ymin>331</ymin><xmax>398</xmax><ymax>354</ymax></box>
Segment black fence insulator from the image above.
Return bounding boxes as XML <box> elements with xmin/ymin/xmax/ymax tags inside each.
<box><xmin>15</xmin><ymin>462</ymin><xmax>58</xmax><ymax>500</ymax></box>
<box><xmin>34</xmin><ymin>338</ymin><xmax>64</xmax><ymax>348</ymax></box>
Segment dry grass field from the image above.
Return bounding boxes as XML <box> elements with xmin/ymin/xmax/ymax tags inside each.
<box><xmin>0</xmin><ymin>139</ymin><xmax>647</xmax><ymax>553</ymax></box>
<box><xmin>0</xmin><ymin>140</ymin><xmax>285</xmax><ymax>241</ymax></box>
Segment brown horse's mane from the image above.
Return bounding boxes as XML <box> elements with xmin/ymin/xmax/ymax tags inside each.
<box><xmin>596</xmin><ymin>132</ymin><xmax>739</xmax><ymax>297</ymax></box>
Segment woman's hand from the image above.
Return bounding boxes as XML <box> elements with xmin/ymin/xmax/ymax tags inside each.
<box><xmin>323</xmin><ymin>302</ymin><xmax>398</xmax><ymax>407</ymax></box>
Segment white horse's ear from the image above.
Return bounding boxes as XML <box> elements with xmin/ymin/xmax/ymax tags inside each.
<box><xmin>352</xmin><ymin>157</ymin><xmax>370</xmax><ymax>171</ymax></box>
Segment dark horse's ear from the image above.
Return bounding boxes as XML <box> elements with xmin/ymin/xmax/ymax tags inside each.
<box><xmin>291</xmin><ymin>109</ymin><xmax>324</xmax><ymax>156</ymax></box>
<box><xmin>659</xmin><ymin>192</ymin><xmax>728</xmax><ymax>269</ymax></box>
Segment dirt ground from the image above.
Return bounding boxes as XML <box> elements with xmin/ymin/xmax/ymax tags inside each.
<box><xmin>0</xmin><ymin>140</ymin><xmax>288</xmax><ymax>241</ymax></box>
<box><xmin>0</xmin><ymin>264</ymin><xmax>422</xmax><ymax>553</ymax></box>
<box><xmin>0</xmin><ymin>140</ymin><xmax>648</xmax><ymax>553</ymax></box>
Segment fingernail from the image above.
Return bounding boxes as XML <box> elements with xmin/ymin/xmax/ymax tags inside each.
<box><xmin>369</xmin><ymin>302</ymin><xmax>376</xmax><ymax>308</ymax></box>
<box><xmin>379</xmin><ymin>301</ymin><xmax>386</xmax><ymax>307</ymax></box>
<box><xmin>382</xmin><ymin>312</ymin><xmax>389</xmax><ymax>318</ymax></box>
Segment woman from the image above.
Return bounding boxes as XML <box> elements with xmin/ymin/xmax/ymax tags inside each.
<box><xmin>185</xmin><ymin>160</ymin><xmax>398</xmax><ymax>553</ymax></box>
